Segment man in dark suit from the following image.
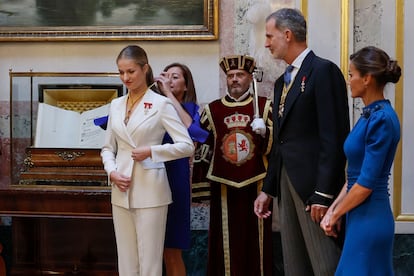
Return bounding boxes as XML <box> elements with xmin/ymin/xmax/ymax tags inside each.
<box><xmin>254</xmin><ymin>8</ymin><xmax>350</xmax><ymax>276</ymax></box>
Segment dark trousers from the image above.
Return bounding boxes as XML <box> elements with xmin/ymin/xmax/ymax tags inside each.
<box><xmin>279</xmin><ymin>167</ymin><xmax>341</xmax><ymax>276</ymax></box>
<box><xmin>272</xmin><ymin>231</ymin><xmax>284</xmax><ymax>276</ymax></box>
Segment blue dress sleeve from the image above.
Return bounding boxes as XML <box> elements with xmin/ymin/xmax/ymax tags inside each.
<box><xmin>94</xmin><ymin>115</ymin><xmax>109</xmax><ymax>130</ymax></box>
<box><xmin>183</xmin><ymin>102</ymin><xmax>209</xmax><ymax>143</ymax></box>
<box><xmin>357</xmin><ymin>111</ymin><xmax>396</xmax><ymax>189</ymax></box>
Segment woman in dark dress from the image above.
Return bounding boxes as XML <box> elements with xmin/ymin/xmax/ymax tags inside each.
<box><xmin>156</xmin><ymin>63</ymin><xmax>208</xmax><ymax>276</ymax></box>
<box><xmin>320</xmin><ymin>46</ymin><xmax>402</xmax><ymax>275</ymax></box>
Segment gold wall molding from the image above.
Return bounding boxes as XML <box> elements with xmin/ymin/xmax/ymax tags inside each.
<box><xmin>393</xmin><ymin>0</ymin><xmax>409</xmax><ymax>221</ymax></box>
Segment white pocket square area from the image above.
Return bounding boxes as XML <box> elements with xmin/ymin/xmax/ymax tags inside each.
<box><xmin>140</xmin><ymin>158</ymin><xmax>165</xmax><ymax>169</ymax></box>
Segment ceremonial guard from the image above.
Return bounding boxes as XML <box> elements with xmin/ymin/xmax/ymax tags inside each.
<box><xmin>194</xmin><ymin>55</ymin><xmax>273</xmax><ymax>276</ymax></box>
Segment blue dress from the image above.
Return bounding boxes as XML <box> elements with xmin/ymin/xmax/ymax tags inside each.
<box><xmin>163</xmin><ymin>102</ymin><xmax>208</xmax><ymax>249</ymax></box>
<box><xmin>336</xmin><ymin>99</ymin><xmax>400</xmax><ymax>276</ymax></box>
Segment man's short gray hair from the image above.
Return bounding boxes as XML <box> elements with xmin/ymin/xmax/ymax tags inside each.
<box><xmin>266</xmin><ymin>8</ymin><xmax>307</xmax><ymax>42</ymax></box>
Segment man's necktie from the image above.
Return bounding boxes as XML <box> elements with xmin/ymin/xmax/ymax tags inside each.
<box><xmin>283</xmin><ymin>65</ymin><xmax>294</xmax><ymax>86</ymax></box>
<box><xmin>279</xmin><ymin>65</ymin><xmax>294</xmax><ymax>118</ymax></box>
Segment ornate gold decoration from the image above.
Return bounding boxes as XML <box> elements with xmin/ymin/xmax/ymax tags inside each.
<box><xmin>55</xmin><ymin>151</ymin><xmax>85</xmax><ymax>161</ymax></box>
<box><xmin>23</xmin><ymin>156</ymin><xmax>34</xmax><ymax>171</ymax></box>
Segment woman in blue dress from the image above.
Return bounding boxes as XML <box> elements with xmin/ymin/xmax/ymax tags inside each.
<box><xmin>320</xmin><ymin>46</ymin><xmax>402</xmax><ymax>275</ymax></box>
<box><xmin>156</xmin><ymin>63</ymin><xmax>208</xmax><ymax>276</ymax></box>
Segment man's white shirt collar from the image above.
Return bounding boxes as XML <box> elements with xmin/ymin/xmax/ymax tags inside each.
<box><xmin>289</xmin><ymin>48</ymin><xmax>311</xmax><ymax>83</ymax></box>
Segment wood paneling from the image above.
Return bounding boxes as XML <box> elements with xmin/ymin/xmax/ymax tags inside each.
<box><xmin>0</xmin><ymin>185</ymin><xmax>117</xmax><ymax>275</ymax></box>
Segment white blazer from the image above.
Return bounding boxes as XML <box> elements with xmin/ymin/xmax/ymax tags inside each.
<box><xmin>101</xmin><ymin>89</ymin><xmax>194</xmax><ymax>209</ymax></box>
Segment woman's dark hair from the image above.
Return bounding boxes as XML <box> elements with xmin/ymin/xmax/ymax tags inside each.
<box><xmin>350</xmin><ymin>46</ymin><xmax>401</xmax><ymax>87</ymax></box>
<box><xmin>163</xmin><ymin>63</ymin><xmax>198</xmax><ymax>104</ymax></box>
<box><xmin>116</xmin><ymin>45</ymin><xmax>155</xmax><ymax>87</ymax></box>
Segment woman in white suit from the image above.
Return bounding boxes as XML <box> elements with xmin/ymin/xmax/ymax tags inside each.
<box><xmin>101</xmin><ymin>45</ymin><xmax>195</xmax><ymax>276</ymax></box>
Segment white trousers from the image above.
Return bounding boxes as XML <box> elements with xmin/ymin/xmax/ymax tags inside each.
<box><xmin>112</xmin><ymin>204</ymin><xmax>168</xmax><ymax>276</ymax></box>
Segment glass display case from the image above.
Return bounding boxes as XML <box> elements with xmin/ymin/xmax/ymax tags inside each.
<box><xmin>9</xmin><ymin>71</ymin><xmax>124</xmax><ymax>186</ymax></box>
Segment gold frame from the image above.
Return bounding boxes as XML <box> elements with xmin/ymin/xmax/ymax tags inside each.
<box><xmin>39</xmin><ymin>84</ymin><xmax>121</xmax><ymax>112</ymax></box>
<box><xmin>0</xmin><ymin>0</ymin><xmax>218</xmax><ymax>41</ymax></box>
<box><xmin>393</xmin><ymin>0</ymin><xmax>408</xmax><ymax>221</ymax></box>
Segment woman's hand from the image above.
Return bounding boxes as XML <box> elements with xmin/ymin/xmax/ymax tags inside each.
<box><xmin>320</xmin><ymin>208</ymin><xmax>341</xmax><ymax>238</ymax></box>
<box><xmin>110</xmin><ymin>171</ymin><xmax>131</xmax><ymax>192</ymax></box>
<box><xmin>154</xmin><ymin>72</ymin><xmax>173</xmax><ymax>97</ymax></box>
<box><xmin>131</xmin><ymin>146</ymin><xmax>151</xmax><ymax>161</ymax></box>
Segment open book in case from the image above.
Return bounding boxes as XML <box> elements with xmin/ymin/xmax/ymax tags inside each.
<box><xmin>9</xmin><ymin>71</ymin><xmax>124</xmax><ymax>186</ymax></box>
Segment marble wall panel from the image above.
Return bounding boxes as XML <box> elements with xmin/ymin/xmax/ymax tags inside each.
<box><xmin>353</xmin><ymin>0</ymin><xmax>384</xmax><ymax>122</ymax></box>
